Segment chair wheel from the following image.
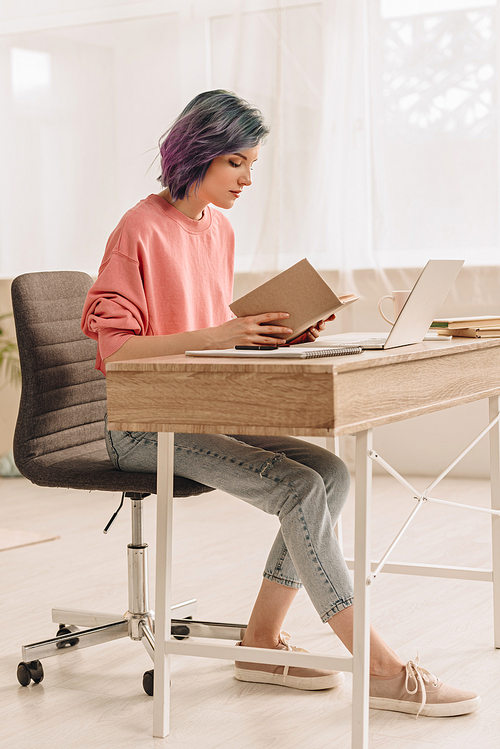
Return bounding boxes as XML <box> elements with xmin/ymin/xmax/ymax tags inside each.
<box><xmin>143</xmin><ymin>669</ymin><xmax>154</xmax><ymax>696</ymax></box>
<box><xmin>56</xmin><ymin>625</ymin><xmax>80</xmax><ymax>648</ymax></box>
<box><xmin>171</xmin><ymin>614</ymin><xmax>192</xmax><ymax>640</ymax></box>
<box><xmin>172</xmin><ymin>624</ymin><xmax>190</xmax><ymax>640</ymax></box>
<box><xmin>17</xmin><ymin>660</ymin><xmax>44</xmax><ymax>686</ymax></box>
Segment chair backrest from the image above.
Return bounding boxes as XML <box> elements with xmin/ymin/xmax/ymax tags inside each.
<box><xmin>11</xmin><ymin>270</ymin><xmax>213</xmax><ymax>498</ymax></box>
<box><xmin>11</xmin><ymin>271</ymin><xmax>108</xmax><ymax>484</ymax></box>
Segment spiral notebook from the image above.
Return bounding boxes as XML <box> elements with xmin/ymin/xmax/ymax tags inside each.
<box><xmin>185</xmin><ymin>346</ymin><xmax>362</xmax><ymax>359</ymax></box>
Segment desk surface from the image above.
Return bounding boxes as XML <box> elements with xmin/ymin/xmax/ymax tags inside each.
<box><xmin>106</xmin><ymin>338</ymin><xmax>500</xmax><ymax>437</ymax></box>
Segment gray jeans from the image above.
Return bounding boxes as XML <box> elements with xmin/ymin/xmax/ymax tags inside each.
<box><xmin>105</xmin><ymin>422</ymin><xmax>354</xmax><ymax>623</ymax></box>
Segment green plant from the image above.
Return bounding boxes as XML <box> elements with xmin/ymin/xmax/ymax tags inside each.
<box><xmin>0</xmin><ymin>312</ymin><xmax>20</xmax><ymax>389</ymax></box>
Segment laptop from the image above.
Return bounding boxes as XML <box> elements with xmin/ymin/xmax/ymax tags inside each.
<box><xmin>316</xmin><ymin>259</ymin><xmax>464</xmax><ymax>350</ymax></box>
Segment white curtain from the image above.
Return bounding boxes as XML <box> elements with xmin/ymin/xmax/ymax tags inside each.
<box><xmin>0</xmin><ymin>0</ymin><xmax>498</xmax><ymax>278</ymax></box>
<box><xmin>370</xmin><ymin>1</ymin><xmax>499</xmax><ymax>268</ymax></box>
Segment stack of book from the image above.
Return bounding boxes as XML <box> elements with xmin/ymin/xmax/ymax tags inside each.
<box><xmin>431</xmin><ymin>316</ymin><xmax>500</xmax><ymax>338</ymax></box>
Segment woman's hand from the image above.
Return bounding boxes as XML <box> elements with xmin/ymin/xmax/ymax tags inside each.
<box><xmin>208</xmin><ymin>312</ymin><xmax>293</xmax><ymax>349</ymax></box>
<box><xmin>288</xmin><ymin>314</ymin><xmax>336</xmax><ymax>345</ymax></box>
<box><xmin>103</xmin><ymin>312</ymin><xmax>293</xmax><ymax>367</ymax></box>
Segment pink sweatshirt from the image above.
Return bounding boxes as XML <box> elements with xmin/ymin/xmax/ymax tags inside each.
<box><xmin>81</xmin><ymin>194</ymin><xmax>235</xmax><ymax>374</ymax></box>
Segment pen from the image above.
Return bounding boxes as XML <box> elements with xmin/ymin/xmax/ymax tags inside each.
<box><xmin>235</xmin><ymin>345</ymin><xmax>279</xmax><ymax>350</ymax></box>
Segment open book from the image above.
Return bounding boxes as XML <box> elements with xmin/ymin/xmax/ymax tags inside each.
<box><xmin>229</xmin><ymin>259</ymin><xmax>359</xmax><ymax>343</ymax></box>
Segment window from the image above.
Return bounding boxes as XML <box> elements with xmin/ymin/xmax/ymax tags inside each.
<box><xmin>370</xmin><ymin>1</ymin><xmax>499</xmax><ymax>266</ymax></box>
<box><xmin>1</xmin><ymin>1</ymin><xmax>499</xmax><ymax>276</ymax></box>
<box><xmin>11</xmin><ymin>48</ymin><xmax>51</xmax><ymax>102</ymax></box>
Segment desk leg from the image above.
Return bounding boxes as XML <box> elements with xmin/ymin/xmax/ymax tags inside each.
<box><xmin>352</xmin><ymin>429</ymin><xmax>373</xmax><ymax>749</ymax></box>
<box><xmin>327</xmin><ymin>436</ymin><xmax>343</xmax><ymax>549</ymax></box>
<box><xmin>489</xmin><ymin>396</ymin><xmax>500</xmax><ymax>648</ymax></box>
<box><xmin>153</xmin><ymin>432</ymin><xmax>174</xmax><ymax>737</ymax></box>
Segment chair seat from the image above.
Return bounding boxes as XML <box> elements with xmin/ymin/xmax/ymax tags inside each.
<box><xmin>17</xmin><ymin>438</ymin><xmax>214</xmax><ymax>498</ymax></box>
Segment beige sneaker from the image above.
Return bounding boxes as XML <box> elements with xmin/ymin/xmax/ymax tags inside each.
<box><xmin>234</xmin><ymin>631</ymin><xmax>344</xmax><ymax>691</ymax></box>
<box><xmin>369</xmin><ymin>657</ymin><xmax>481</xmax><ymax>717</ymax></box>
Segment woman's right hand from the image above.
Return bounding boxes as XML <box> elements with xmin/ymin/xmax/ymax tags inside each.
<box><xmin>207</xmin><ymin>312</ymin><xmax>293</xmax><ymax>349</ymax></box>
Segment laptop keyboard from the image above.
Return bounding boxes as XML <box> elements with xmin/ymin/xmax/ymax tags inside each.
<box><xmin>345</xmin><ymin>337</ymin><xmax>388</xmax><ymax>347</ymax></box>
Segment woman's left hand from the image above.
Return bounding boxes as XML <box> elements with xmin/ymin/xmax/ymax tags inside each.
<box><xmin>288</xmin><ymin>314</ymin><xmax>336</xmax><ymax>344</ymax></box>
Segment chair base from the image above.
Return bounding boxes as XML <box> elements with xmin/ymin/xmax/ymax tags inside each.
<box><xmin>17</xmin><ymin>496</ymin><xmax>247</xmax><ymax>692</ymax></box>
<box><xmin>19</xmin><ymin>600</ymin><xmax>247</xmax><ymax>687</ymax></box>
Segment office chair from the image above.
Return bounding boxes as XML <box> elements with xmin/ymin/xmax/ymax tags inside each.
<box><xmin>11</xmin><ymin>271</ymin><xmax>245</xmax><ymax>696</ymax></box>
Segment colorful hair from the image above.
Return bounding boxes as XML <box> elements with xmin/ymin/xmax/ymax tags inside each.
<box><xmin>158</xmin><ymin>90</ymin><xmax>269</xmax><ymax>202</ymax></box>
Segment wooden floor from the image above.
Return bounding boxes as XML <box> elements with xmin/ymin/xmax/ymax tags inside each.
<box><xmin>1</xmin><ymin>472</ymin><xmax>499</xmax><ymax>749</ymax></box>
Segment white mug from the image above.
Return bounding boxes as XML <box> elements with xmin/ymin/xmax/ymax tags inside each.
<box><xmin>378</xmin><ymin>290</ymin><xmax>411</xmax><ymax>325</ymax></box>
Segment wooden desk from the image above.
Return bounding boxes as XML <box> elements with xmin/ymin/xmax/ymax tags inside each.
<box><xmin>106</xmin><ymin>338</ymin><xmax>500</xmax><ymax>749</ymax></box>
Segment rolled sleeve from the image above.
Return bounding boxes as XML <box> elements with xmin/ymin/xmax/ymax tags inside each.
<box><xmin>81</xmin><ymin>253</ymin><xmax>149</xmax><ymax>373</ymax></box>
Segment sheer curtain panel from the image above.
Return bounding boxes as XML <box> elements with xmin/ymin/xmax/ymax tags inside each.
<box><xmin>0</xmin><ymin>0</ymin><xmax>499</xmax><ymax>277</ymax></box>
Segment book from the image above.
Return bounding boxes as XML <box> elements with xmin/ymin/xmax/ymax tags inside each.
<box><xmin>229</xmin><ymin>259</ymin><xmax>359</xmax><ymax>344</ymax></box>
<box><xmin>436</xmin><ymin>327</ymin><xmax>500</xmax><ymax>339</ymax></box>
<box><xmin>431</xmin><ymin>315</ymin><xmax>500</xmax><ymax>329</ymax></box>
<box><xmin>185</xmin><ymin>346</ymin><xmax>363</xmax><ymax>358</ymax></box>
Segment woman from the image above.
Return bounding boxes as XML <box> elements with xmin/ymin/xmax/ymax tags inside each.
<box><xmin>82</xmin><ymin>90</ymin><xmax>479</xmax><ymax>717</ymax></box>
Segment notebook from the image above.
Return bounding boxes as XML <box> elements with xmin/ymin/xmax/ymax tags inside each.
<box><xmin>318</xmin><ymin>259</ymin><xmax>464</xmax><ymax>350</ymax></box>
<box><xmin>185</xmin><ymin>346</ymin><xmax>362</xmax><ymax>359</ymax></box>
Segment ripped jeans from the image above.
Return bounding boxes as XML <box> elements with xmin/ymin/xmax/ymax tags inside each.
<box><xmin>105</xmin><ymin>424</ymin><xmax>354</xmax><ymax>623</ymax></box>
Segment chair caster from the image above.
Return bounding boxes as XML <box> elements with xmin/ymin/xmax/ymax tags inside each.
<box><xmin>56</xmin><ymin>624</ymin><xmax>80</xmax><ymax>648</ymax></box>
<box><xmin>143</xmin><ymin>669</ymin><xmax>154</xmax><ymax>696</ymax></box>
<box><xmin>142</xmin><ymin>669</ymin><xmax>173</xmax><ymax>696</ymax></box>
<box><xmin>17</xmin><ymin>660</ymin><xmax>44</xmax><ymax>687</ymax></box>
<box><xmin>172</xmin><ymin>624</ymin><xmax>190</xmax><ymax>640</ymax></box>
<box><xmin>172</xmin><ymin>614</ymin><xmax>192</xmax><ymax>641</ymax></box>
